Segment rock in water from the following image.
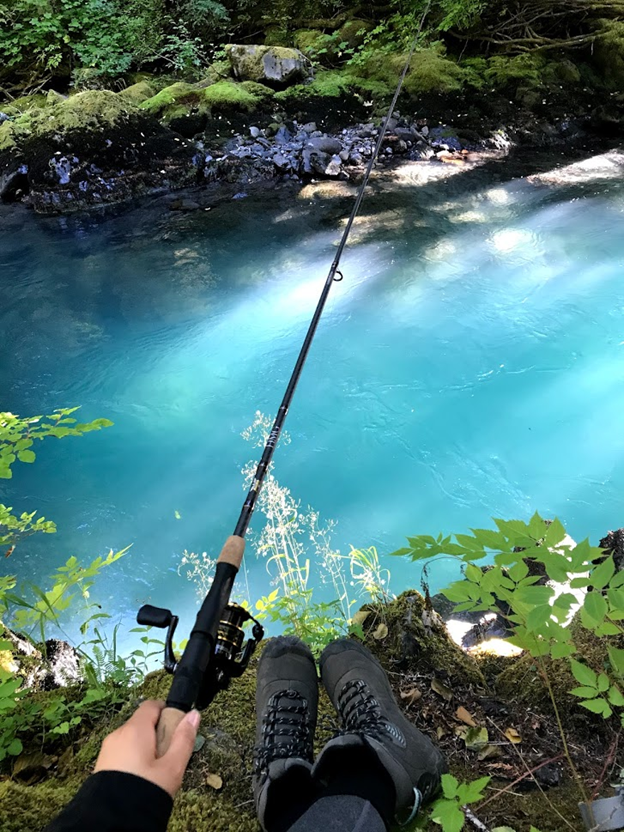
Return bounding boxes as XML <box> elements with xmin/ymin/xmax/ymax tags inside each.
<box><xmin>225</xmin><ymin>45</ymin><xmax>311</xmax><ymax>86</ymax></box>
<box><xmin>0</xmin><ymin>90</ymin><xmax>201</xmax><ymax>214</ymax></box>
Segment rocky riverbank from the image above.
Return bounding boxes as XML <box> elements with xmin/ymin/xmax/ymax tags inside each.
<box><xmin>0</xmin><ymin>42</ymin><xmax>621</xmax><ymax>215</ymax></box>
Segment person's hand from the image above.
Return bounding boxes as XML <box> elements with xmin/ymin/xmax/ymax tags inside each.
<box><xmin>94</xmin><ymin>699</ymin><xmax>200</xmax><ymax>798</ymax></box>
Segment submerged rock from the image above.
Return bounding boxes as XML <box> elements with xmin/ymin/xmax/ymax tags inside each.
<box><xmin>0</xmin><ymin>90</ymin><xmax>201</xmax><ymax>213</ymax></box>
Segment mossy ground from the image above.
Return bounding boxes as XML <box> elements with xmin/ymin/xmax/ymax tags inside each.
<box><xmin>2</xmin><ymin>591</ymin><xmax>614</xmax><ymax>831</ymax></box>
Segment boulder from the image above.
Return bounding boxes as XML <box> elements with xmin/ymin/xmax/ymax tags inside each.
<box><xmin>306</xmin><ymin>136</ymin><xmax>342</xmax><ymax>154</ymax></box>
<box><xmin>225</xmin><ymin>45</ymin><xmax>312</xmax><ymax>87</ymax></box>
<box><xmin>0</xmin><ymin>90</ymin><xmax>201</xmax><ymax>213</ymax></box>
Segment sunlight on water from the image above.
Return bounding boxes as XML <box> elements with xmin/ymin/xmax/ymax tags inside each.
<box><xmin>2</xmin><ymin>150</ymin><xmax>624</xmax><ymax>643</ymax></box>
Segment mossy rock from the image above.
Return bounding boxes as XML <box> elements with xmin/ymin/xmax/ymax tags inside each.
<box><xmin>543</xmin><ymin>59</ymin><xmax>582</xmax><ymax>86</ymax></box>
<box><xmin>225</xmin><ymin>44</ymin><xmax>311</xmax><ymax>87</ymax></box>
<box><xmin>293</xmin><ymin>28</ymin><xmax>328</xmax><ymax>56</ymax></box>
<box><xmin>335</xmin><ymin>19</ymin><xmax>372</xmax><ymax>51</ymax></box>
<box><xmin>0</xmin><ymin>90</ymin><xmax>134</xmax><ymax>152</ymax></box>
<box><xmin>363</xmin><ymin>591</ymin><xmax>485</xmax><ymax>686</ymax></box>
<box><xmin>359</xmin><ymin>47</ymin><xmax>468</xmax><ymax>97</ymax></box>
<box><xmin>2</xmin><ymin>94</ymin><xmax>48</xmax><ymax>117</ymax></box>
<box><xmin>141</xmin><ymin>80</ymin><xmax>274</xmax><ymax>123</ymax></box>
<box><xmin>117</xmin><ymin>80</ymin><xmax>159</xmax><ymax>106</ymax></box>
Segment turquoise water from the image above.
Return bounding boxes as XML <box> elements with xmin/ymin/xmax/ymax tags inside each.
<box><xmin>2</xmin><ymin>149</ymin><xmax>624</xmax><ymax>644</ymax></box>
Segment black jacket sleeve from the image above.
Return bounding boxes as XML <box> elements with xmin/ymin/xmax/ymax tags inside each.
<box><xmin>44</xmin><ymin>771</ymin><xmax>173</xmax><ymax>832</ymax></box>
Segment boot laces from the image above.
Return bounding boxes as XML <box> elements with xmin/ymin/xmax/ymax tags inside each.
<box><xmin>254</xmin><ymin>689</ymin><xmax>312</xmax><ymax>775</ymax></box>
<box><xmin>336</xmin><ymin>679</ymin><xmax>405</xmax><ymax>746</ymax></box>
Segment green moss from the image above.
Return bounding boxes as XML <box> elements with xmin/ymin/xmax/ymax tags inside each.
<box><xmin>2</xmin><ymin>94</ymin><xmax>47</xmax><ymax>117</ymax></box>
<box><xmin>140</xmin><ymin>79</ymin><xmax>272</xmax><ymax>122</ymax></box>
<box><xmin>485</xmin><ymin>54</ymin><xmax>546</xmax><ymax>89</ymax></box>
<box><xmin>264</xmin><ymin>26</ymin><xmax>291</xmax><ymax>47</ymax></box>
<box><xmin>356</xmin><ymin>46</ymin><xmax>467</xmax><ymax>96</ymax></box>
<box><xmin>0</xmin><ymin>781</ymin><xmax>77</xmax><ymax>832</ymax></box>
<box><xmin>275</xmin><ymin>69</ymin><xmax>354</xmax><ymax>104</ymax></box>
<box><xmin>117</xmin><ymin>80</ymin><xmax>158</xmax><ymax>105</ymax></box>
<box><xmin>335</xmin><ymin>19</ymin><xmax>372</xmax><ymax>51</ymax></box>
<box><xmin>364</xmin><ymin>591</ymin><xmax>485</xmax><ymax>686</ymax></box>
<box><xmin>293</xmin><ymin>29</ymin><xmax>325</xmax><ymax>54</ymax></box>
<box><xmin>0</xmin><ymin>90</ymin><xmax>133</xmax><ymax>151</ymax></box>
<box><xmin>140</xmin><ymin>82</ymin><xmax>202</xmax><ymax>119</ymax></box>
<box><xmin>205</xmin><ymin>80</ymin><xmax>273</xmax><ymax>112</ymax></box>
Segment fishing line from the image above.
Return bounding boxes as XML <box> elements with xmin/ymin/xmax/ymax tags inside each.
<box><xmin>139</xmin><ymin>4</ymin><xmax>433</xmax><ymax>750</ymax></box>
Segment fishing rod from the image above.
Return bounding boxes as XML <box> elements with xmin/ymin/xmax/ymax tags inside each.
<box><xmin>139</xmin><ymin>19</ymin><xmax>429</xmax><ymax>756</ymax></box>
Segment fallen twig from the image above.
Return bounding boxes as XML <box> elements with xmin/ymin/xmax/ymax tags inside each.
<box><xmin>479</xmin><ymin>754</ymin><xmax>565</xmax><ymax>809</ymax></box>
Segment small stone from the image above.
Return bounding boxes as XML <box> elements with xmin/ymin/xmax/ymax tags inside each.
<box><xmin>339</xmin><ymin>149</ymin><xmax>349</xmax><ymax>162</ymax></box>
<box><xmin>386</xmin><ymin>117</ymin><xmax>398</xmax><ymax>132</ymax></box>
<box><xmin>249</xmin><ymin>126</ymin><xmax>261</xmax><ymax>138</ymax></box>
<box><xmin>274</xmin><ymin>125</ymin><xmax>292</xmax><ymax>144</ymax></box>
<box><xmin>301</xmin><ymin>122</ymin><xmax>317</xmax><ymax>133</ymax></box>
<box><xmin>193</xmin><ymin>735</ymin><xmax>206</xmax><ymax>753</ymax></box>
<box><xmin>421</xmin><ymin>125</ymin><xmax>430</xmax><ymax>137</ymax></box>
<box><xmin>273</xmin><ymin>153</ymin><xmax>288</xmax><ymax>169</ymax></box>
<box><xmin>307</xmin><ymin>136</ymin><xmax>342</xmax><ymax>155</ymax></box>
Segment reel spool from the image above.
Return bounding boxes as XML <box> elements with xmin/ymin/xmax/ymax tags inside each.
<box><xmin>137</xmin><ymin>601</ymin><xmax>264</xmax><ymax>708</ymax></box>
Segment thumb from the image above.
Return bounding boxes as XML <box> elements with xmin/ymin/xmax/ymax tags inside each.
<box><xmin>165</xmin><ymin>709</ymin><xmax>200</xmax><ymax>771</ymax></box>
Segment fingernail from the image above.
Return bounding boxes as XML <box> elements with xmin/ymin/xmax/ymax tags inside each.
<box><xmin>186</xmin><ymin>709</ymin><xmax>201</xmax><ymax>730</ymax></box>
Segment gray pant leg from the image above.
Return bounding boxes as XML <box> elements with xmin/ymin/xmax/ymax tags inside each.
<box><xmin>287</xmin><ymin>795</ymin><xmax>386</xmax><ymax>832</ymax></box>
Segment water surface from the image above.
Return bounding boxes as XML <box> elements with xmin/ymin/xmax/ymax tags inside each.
<box><xmin>2</xmin><ymin>149</ymin><xmax>624</xmax><ymax>641</ymax></box>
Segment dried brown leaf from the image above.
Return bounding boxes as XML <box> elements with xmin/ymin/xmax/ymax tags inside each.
<box><xmin>206</xmin><ymin>773</ymin><xmax>223</xmax><ymax>790</ymax></box>
<box><xmin>372</xmin><ymin>623</ymin><xmax>388</xmax><ymax>641</ymax></box>
<box><xmin>351</xmin><ymin>610</ymin><xmax>371</xmax><ymax>627</ymax></box>
<box><xmin>400</xmin><ymin>687</ymin><xmax>422</xmax><ymax>705</ymax></box>
<box><xmin>455</xmin><ymin>706</ymin><xmax>477</xmax><ymax>727</ymax></box>
<box><xmin>431</xmin><ymin>678</ymin><xmax>453</xmax><ymax>702</ymax></box>
<box><xmin>504</xmin><ymin>727</ymin><xmax>522</xmax><ymax>744</ymax></box>
<box><xmin>477</xmin><ymin>744</ymin><xmax>502</xmax><ymax>761</ymax></box>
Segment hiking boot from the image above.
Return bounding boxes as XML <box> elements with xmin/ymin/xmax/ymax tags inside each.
<box><xmin>314</xmin><ymin>638</ymin><xmax>446</xmax><ymax>822</ymax></box>
<box><xmin>253</xmin><ymin>636</ymin><xmax>319</xmax><ymax>831</ymax></box>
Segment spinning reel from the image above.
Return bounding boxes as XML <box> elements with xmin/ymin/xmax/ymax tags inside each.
<box><xmin>137</xmin><ymin>601</ymin><xmax>264</xmax><ymax>709</ymax></box>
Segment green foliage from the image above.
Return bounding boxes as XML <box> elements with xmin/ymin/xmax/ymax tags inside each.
<box><xmin>0</xmin><ymin>408</ymin><xmax>113</xmax><ymax>480</ymax></box>
<box><xmin>0</xmin><ymin>0</ymin><xmax>162</xmax><ymax>86</ymax></box>
<box><xmin>2</xmin><ymin>549</ymin><xmax>129</xmax><ymax>644</ymax></box>
<box><xmin>394</xmin><ymin>512</ymin><xmax>624</xmax><ymax>759</ymax></box>
<box><xmin>0</xmin><ymin>506</ymin><xmax>55</xmax><ymax>550</ymax></box>
<box><xmin>430</xmin><ymin>774</ymin><xmax>491</xmax><ymax>832</ymax></box>
<box><xmin>485</xmin><ymin>54</ymin><xmax>546</xmax><ymax>89</ymax></box>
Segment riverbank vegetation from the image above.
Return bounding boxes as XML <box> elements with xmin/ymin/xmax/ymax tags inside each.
<box><xmin>1</xmin><ymin>0</ymin><xmax>624</xmax><ymax>103</ymax></box>
<box><xmin>2</xmin><ymin>409</ymin><xmax>624</xmax><ymax>831</ymax></box>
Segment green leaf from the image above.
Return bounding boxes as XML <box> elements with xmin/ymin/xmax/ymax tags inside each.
<box><xmin>570</xmin><ymin>660</ymin><xmax>598</xmax><ymax>687</ymax></box>
<box><xmin>584</xmin><ymin>592</ymin><xmax>608</xmax><ymax>625</ymax></box>
<box><xmin>440</xmin><ymin>773</ymin><xmax>459</xmax><ymax>799</ymax></box>
<box><xmin>507</xmin><ymin>560</ymin><xmax>529</xmax><ymax>582</ymax></box>
<box><xmin>458</xmin><ymin>775</ymin><xmax>491</xmax><ymax>803</ymax></box>
<box><xmin>580</xmin><ymin>699</ymin><xmax>612</xmax><ymax>718</ymax></box>
<box><xmin>16</xmin><ymin>450</ymin><xmax>35</xmax><ymax>463</ymax></box>
<box><xmin>608</xmin><ymin>647</ymin><xmax>624</xmax><ymax>677</ymax></box>
<box><xmin>543</xmin><ymin>518</ymin><xmax>566</xmax><ymax>547</ymax></box>
<box><xmin>470</xmin><ymin>528</ymin><xmax>504</xmax><ymax>549</ymax></box>
<box><xmin>596</xmin><ymin>622</ymin><xmax>621</xmax><ymax>636</ymax></box>
<box><xmin>597</xmin><ymin>673</ymin><xmax>610</xmax><ymax>693</ymax></box>
<box><xmin>465</xmin><ymin>564</ymin><xmax>482</xmax><ymax>583</ymax></box>
<box><xmin>526</xmin><ymin>604</ymin><xmax>552</xmax><ymax>631</ymax></box>
<box><xmin>551</xmin><ymin>641</ymin><xmax>575</xmax><ymax>659</ymax></box>
<box><xmin>570</xmin><ymin>686</ymin><xmax>600</xmax><ymax>698</ymax></box>
<box><xmin>591</xmin><ymin>556</ymin><xmax>616</xmax><ymax>590</ymax></box>
<box><xmin>608</xmin><ymin>686</ymin><xmax>624</xmax><ymax>707</ymax></box>
<box><xmin>529</xmin><ymin>511</ymin><xmax>547</xmax><ymax>539</ymax></box>
<box><xmin>430</xmin><ymin>799</ymin><xmax>464</xmax><ymax>832</ymax></box>
<box><xmin>7</xmin><ymin>738</ymin><xmax>22</xmax><ymax>756</ymax></box>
